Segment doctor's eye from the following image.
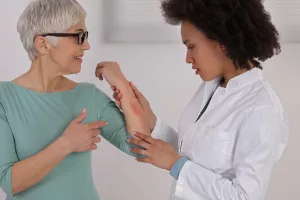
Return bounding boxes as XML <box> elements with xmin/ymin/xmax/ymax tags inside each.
<box><xmin>187</xmin><ymin>45</ymin><xmax>195</xmax><ymax>50</ymax></box>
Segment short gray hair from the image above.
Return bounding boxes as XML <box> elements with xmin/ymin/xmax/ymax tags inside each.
<box><xmin>17</xmin><ymin>0</ymin><xmax>87</xmax><ymax>60</ymax></box>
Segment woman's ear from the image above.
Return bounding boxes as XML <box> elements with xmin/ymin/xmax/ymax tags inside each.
<box><xmin>34</xmin><ymin>36</ymin><xmax>52</xmax><ymax>56</ymax></box>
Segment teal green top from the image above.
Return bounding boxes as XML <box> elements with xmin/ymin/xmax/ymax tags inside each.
<box><xmin>0</xmin><ymin>81</ymin><xmax>137</xmax><ymax>200</ymax></box>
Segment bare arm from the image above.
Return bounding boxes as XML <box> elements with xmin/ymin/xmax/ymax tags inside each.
<box><xmin>114</xmin><ymin>82</ymin><xmax>150</xmax><ymax>134</ymax></box>
<box><xmin>112</xmin><ymin>82</ymin><xmax>157</xmax><ymax>132</ymax></box>
<box><xmin>96</xmin><ymin>62</ymin><xmax>150</xmax><ymax>135</ymax></box>
<box><xmin>112</xmin><ymin>83</ymin><xmax>179</xmax><ymax>150</ymax></box>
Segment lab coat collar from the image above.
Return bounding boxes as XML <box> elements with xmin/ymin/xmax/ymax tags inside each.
<box><xmin>211</xmin><ymin>68</ymin><xmax>263</xmax><ymax>90</ymax></box>
<box><xmin>226</xmin><ymin>67</ymin><xmax>263</xmax><ymax>89</ymax></box>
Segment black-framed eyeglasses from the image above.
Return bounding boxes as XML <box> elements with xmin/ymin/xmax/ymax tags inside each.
<box><xmin>40</xmin><ymin>31</ymin><xmax>89</xmax><ymax>45</ymax></box>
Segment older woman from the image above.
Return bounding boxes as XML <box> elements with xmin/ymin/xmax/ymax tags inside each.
<box><xmin>98</xmin><ymin>0</ymin><xmax>290</xmax><ymax>200</ymax></box>
<box><xmin>0</xmin><ymin>0</ymin><xmax>149</xmax><ymax>200</ymax></box>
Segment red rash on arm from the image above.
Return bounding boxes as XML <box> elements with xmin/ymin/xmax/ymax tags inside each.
<box><xmin>114</xmin><ymin>80</ymin><xmax>150</xmax><ymax>134</ymax></box>
<box><xmin>131</xmin><ymin>102</ymin><xmax>142</xmax><ymax>115</ymax></box>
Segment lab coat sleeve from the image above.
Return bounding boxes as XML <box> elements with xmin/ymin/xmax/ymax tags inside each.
<box><xmin>174</xmin><ymin>107</ymin><xmax>289</xmax><ymax>200</ymax></box>
<box><xmin>151</xmin><ymin>117</ymin><xmax>179</xmax><ymax>152</ymax></box>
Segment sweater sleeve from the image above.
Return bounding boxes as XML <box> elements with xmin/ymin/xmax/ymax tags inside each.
<box><xmin>0</xmin><ymin>102</ymin><xmax>19</xmax><ymax>196</ymax></box>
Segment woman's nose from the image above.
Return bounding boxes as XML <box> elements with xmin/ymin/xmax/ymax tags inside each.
<box><xmin>82</xmin><ymin>39</ymin><xmax>90</xmax><ymax>50</ymax></box>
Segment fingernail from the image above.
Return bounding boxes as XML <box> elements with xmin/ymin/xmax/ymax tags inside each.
<box><xmin>102</xmin><ymin>121</ymin><xmax>108</xmax><ymax>125</ymax></box>
<box><xmin>82</xmin><ymin>108</ymin><xmax>86</xmax><ymax>113</ymax></box>
<box><xmin>132</xmin><ymin>132</ymin><xmax>136</xmax><ymax>135</ymax></box>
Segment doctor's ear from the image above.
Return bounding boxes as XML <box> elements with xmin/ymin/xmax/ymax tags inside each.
<box><xmin>220</xmin><ymin>44</ymin><xmax>226</xmax><ymax>51</ymax></box>
<box><xmin>220</xmin><ymin>44</ymin><xmax>235</xmax><ymax>61</ymax></box>
<box><xmin>220</xmin><ymin>44</ymin><xmax>226</xmax><ymax>52</ymax></box>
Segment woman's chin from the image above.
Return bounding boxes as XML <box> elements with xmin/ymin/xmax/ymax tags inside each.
<box><xmin>71</xmin><ymin>65</ymin><xmax>82</xmax><ymax>74</ymax></box>
<box><xmin>66</xmin><ymin>68</ymin><xmax>81</xmax><ymax>75</ymax></box>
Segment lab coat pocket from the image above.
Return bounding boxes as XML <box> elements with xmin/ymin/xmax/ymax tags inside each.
<box><xmin>192</xmin><ymin>125</ymin><xmax>235</xmax><ymax>172</ymax></box>
<box><xmin>211</xmin><ymin>131</ymin><xmax>233</xmax><ymax>155</ymax></box>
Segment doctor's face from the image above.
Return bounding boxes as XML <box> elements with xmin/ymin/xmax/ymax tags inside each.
<box><xmin>181</xmin><ymin>21</ymin><xmax>228</xmax><ymax>81</ymax></box>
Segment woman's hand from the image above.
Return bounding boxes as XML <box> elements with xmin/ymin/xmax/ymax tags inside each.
<box><xmin>112</xmin><ymin>82</ymin><xmax>157</xmax><ymax>131</ymax></box>
<box><xmin>61</xmin><ymin>109</ymin><xmax>107</xmax><ymax>153</ymax></box>
<box><xmin>95</xmin><ymin>61</ymin><xmax>127</xmax><ymax>87</ymax></box>
<box><xmin>128</xmin><ymin>132</ymin><xmax>180</xmax><ymax>170</ymax></box>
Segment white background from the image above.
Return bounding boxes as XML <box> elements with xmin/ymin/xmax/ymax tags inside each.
<box><xmin>0</xmin><ymin>0</ymin><xmax>299</xmax><ymax>199</ymax></box>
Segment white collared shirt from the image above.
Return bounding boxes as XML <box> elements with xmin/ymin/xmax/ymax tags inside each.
<box><xmin>152</xmin><ymin>68</ymin><xmax>289</xmax><ymax>200</ymax></box>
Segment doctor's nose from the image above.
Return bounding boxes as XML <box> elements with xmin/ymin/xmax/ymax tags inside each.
<box><xmin>186</xmin><ymin>51</ymin><xmax>194</xmax><ymax>64</ymax></box>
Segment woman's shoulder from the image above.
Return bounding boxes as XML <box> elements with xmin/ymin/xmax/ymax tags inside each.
<box><xmin>0</xmin><ymin>81</ymin><xmax>11</xmax><ymax>89</ymax></box>
<box><xmin>77</xmin><ymin>82</ymin><xmax>106</xmax><ymax>95</ymax></box>
<box><xmin>0</xmin><ymin>81</ymin><xmax>12</xmax><ymax>113</ymax></box>
<box><xmin>77</xmin><ymin>81</ymin><xmax>111</xmax><ymax>104</ymax></box>
<box><xmin>76</xmin><ymin>81</ymin><xmax>97</xmax><ymax>91</ymax></box>
<box><xmin>0</xmin><ymin>81</ymin><xmax>14</xmax><ymax>96</ymax></box>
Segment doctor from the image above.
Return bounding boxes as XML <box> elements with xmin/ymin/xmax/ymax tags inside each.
<box><xmin>96</xmin><ymin>0</ymin><xmax>289</xmax><ymax>199</ymax></box>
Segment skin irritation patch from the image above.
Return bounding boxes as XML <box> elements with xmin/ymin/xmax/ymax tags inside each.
<box><xmin>131</xmin><ymin>102</ymin><xmax>142</xmax><ymax>115</ymax></box>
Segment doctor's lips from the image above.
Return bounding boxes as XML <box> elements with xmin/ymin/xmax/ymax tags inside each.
<box><xmin>192</xmin><ymin>66</ymin><xmax>200</xmax><ymax>75</ymax></box>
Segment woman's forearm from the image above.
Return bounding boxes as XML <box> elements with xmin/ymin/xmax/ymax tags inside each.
<box><xmin>114</xmin><ymin>80</ymin><xmax>150</xmax><ymax>135</ymax></box>
<box><xmin>11</xmin><ymin>137</ymin><xmax>71</xmax><ymax>195</ymax></box>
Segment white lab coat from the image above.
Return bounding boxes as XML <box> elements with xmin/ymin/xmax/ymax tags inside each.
<box><xmin>152</xmin><ymin>68</ymin><xmax>289</xmax><ymax>200</ymax></box>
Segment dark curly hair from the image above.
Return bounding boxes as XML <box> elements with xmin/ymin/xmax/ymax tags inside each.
<box><xmin>161</xmin><ymin>0</ymin><xmax>281</xmax><ymax>70</ymax></box>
